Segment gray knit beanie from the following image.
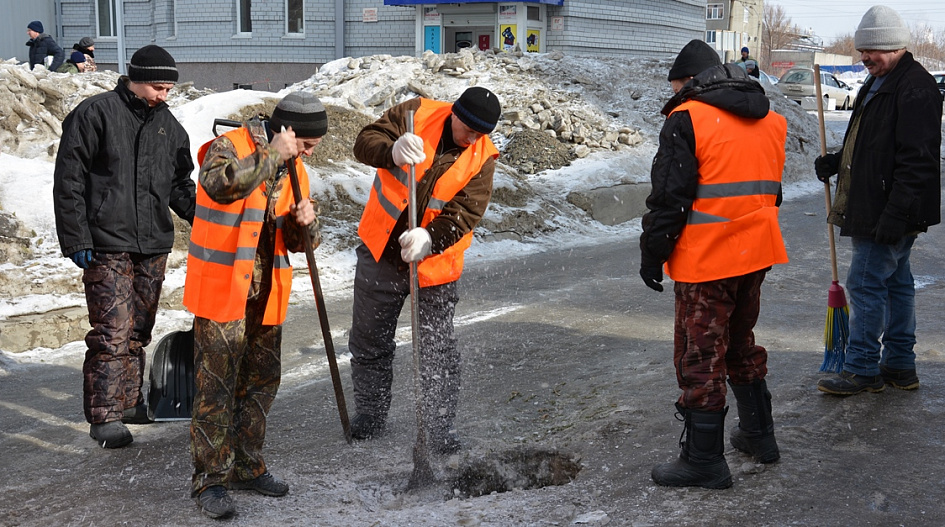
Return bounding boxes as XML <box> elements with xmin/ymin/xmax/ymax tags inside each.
<box><xmin>269</xmin><ymin>92</ymin><xmax>329</xmax><ymax>138</ymax></box>
<box><xmin>854</xmin><ymin>5</ymin><xmax>910</xmax><ymax>51</ymax></box>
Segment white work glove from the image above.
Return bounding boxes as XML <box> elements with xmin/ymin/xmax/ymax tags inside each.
<box><xmin>391</xmin><ymin>133</ymin><xmax>426</xmax><ymax>166</ymax></box>
<box><xmin>399</xmin><ymin>227</ymin><xmax>432</xmax><ymax>263</ymax></box>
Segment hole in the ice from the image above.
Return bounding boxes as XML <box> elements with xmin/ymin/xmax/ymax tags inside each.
<box><xmin>451</xmin><ymin>447</ymin><xmax>582</xmax><ymax>498</ymax></box>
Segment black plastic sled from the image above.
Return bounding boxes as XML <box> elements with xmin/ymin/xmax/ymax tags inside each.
<box><xmin>147</xmin><ymin>327</ymin><xmax>196</xmax><ymax>421</ymax></box>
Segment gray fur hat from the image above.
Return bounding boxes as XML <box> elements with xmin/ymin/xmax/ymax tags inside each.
<box><xmin>854</xmin><ymin>5</ymin><xmax>910</xmax><ymax>51</ymax></box>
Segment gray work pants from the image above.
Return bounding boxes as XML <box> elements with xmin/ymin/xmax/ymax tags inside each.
<box><xmin>348</xmin><ymin>244</ymin><xmax>460</xmax><ymax>435</ymax></box>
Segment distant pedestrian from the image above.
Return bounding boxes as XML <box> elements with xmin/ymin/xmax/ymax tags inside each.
<box><xmin>56</xmin><ymin>51</ymin><xmax>87</xmax><ymax>74</ymax></box>
<box><xmin>184</xmin><ymin>92</ymin><xmax>326</xmax><ymax>520</ymax></box>
<box><xmin>815</xmin><ymin>5</ymin><xmax>942</xmax><ymax>396</ymax></box>
<box><xmin>640</xmin><ymin>39</ymin><xmax>788</xmax><ymax>489</ymax></box>
<box><xmin>73</xmin><ymin>36</ymin><xmax>97</xmax><ymax>72</ymax></box>
<box><xmin>53</xmin><ymin>45</ymin><xmax>195</xmax><ymax>449</ymax></box>
<box><xmin>744</xmin><ymin>59</ymin><xmax>760</xmax><ymax>79</ymax></box>
<box><xmin>738</xmin><ymin>46</ymin><xmax>753</xmax><ymax>63</ymax></box>
<box><xmin>346</xmin><ymin>87</ymin><xmax>501</xmax><ymax>455</ymax></box>
<box><xmin>25</xmin><ymin>20</ymin><xmax>64</xmax><ymax>72</ymax></box>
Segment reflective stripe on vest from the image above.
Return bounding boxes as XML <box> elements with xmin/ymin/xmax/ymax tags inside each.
<box><xmin>664</xmin><ymin>100</ymin><xmax>789</xmax><ymax>283</ymax></box>
<box><xmin>183</xmin><ymin>126</ymin><xmax>307</xmax><ymax>324</ymax></box>
<box><xmin>358</xmin><ymin>99</ymin><xmax>499</xmax><ymax>287</ymax></box>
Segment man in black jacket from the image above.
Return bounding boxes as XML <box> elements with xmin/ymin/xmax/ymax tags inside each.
<box><xmin>53</xmin><ymin>45</ymin><xmax>196</xmax><ymax>448</ymax></box>
<box><xmin>25</xmin><ymin>20</ymin><xmax>64</xmax><ymax>71</ymax></box>
<box><xmin>815</xmin><ymin>6</ymin><xmax>942</xmax><ymax>396</ymax></box>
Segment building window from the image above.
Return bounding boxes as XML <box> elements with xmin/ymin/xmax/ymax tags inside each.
<box><xmin>168</xmin><ymin>0</ymin><xmax>177</xmax><ymax>38</ymax></box>
<box><xmin>744</xmin><ymin>6</ymin><xmax>750</xmax><ymax>24</ymax></box>
<box><xmin>527</xmin><ymin>6</ymin><xmax>540</xmax><ymax>21</ymax></box>
<box><xmin>97</xmin><ymin>0</ymin><xmax>117</xmax><ymax>37</ymax></box>
<box><xmin>287</xmin><ymin>0</ymin><xmax>304</xmax><ymax>34</ymax></box>
<box><xmin>237</xmin><ymin>0</ymin><xmax>252</xmax><ymax>34</ymax></box>
<box><xmin>705</xmin><ymin>30</ymin><xmax>717</xmax><ymax>44</ymax></box>
<box><xmin>706</xmin><ymin>3</ymin><xmax>723</xmax><ymax>20</ymax></box>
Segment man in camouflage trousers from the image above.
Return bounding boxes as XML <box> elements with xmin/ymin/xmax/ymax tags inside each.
<box><xmin>53</xmin><ymin>45</ymin><xmax>194</xmax><ymax>449</ymax></box>
<box><xmin>183</xmin><ymin>92</ymin><xmax>326</xmax><ymax>520</ymax></box>
<box><xmin>639</xmin><ymin>40</ymin><xmax>789</xmax><ymax>489</ymax></box>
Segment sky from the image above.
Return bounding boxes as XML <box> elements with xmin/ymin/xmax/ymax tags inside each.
<box><xmin>771</xmin><ymin>0</ymin><xmax>945</xmax><ymax>44</ymax></box>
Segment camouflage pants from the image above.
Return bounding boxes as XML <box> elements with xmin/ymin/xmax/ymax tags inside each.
<box><xmin>673</xmin><ymin>269</ymin><xmax>769</xmax><ymax>412</ymax></box>
<box><xmin>82</xmin><ymin>252</ymin><xmax>167</xmax><ymax>424</ymax></box>
<box><xmin>190</xmin><ymin>311</ymin><xmax>282</xmax><ymax>496</ymax></box>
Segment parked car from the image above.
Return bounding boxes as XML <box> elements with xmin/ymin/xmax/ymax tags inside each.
<box><xmin>777</xmin><ymin>68</ymin><xmax>853</xmax><ymax>110</ymax></box>
<box><xmin>931</xmin><ymin>71</ymin><xmax>945</xmax><ymax>96</ymax></box>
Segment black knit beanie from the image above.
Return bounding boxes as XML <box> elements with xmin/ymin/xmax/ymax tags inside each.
<box><xmin>269</xmin><ymin>92</ymin><xmax>329</xmax><ymax>138</ymax></box>
<box><xmin>128</xmin><ymin>45</ymin><xmax>179</xmax><ymax>84</ymax></box>
<box><xmin>27</xmin><ymin>21</ymin><xmax>43</xmax><ymax>33</ymax></box>
<box><xmin>452</xmin><ymin>87</ymin><xmax>502</xmax><ymax>134</ymax></box>
<box><xmin>667</xmin><ymin>40</ymin><xmax>722</xmax><ymax>81</ymax></box>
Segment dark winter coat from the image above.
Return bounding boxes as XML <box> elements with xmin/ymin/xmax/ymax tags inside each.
<box><xmin>26</xmin><ymin>33</ymin><xmax>64</xmax><ymax>71</ymax></box>
<box><xmin>828</xmin><ymin>52</ymin><xmax>942</xmax><ymax>238</ymax></box>
<box><xmin>640</xmin><ymin>64</ymin><xmax>780</xmax><ymax>268</ymax></box>
<box><xmin>54</xmin><ymin>78</ymin><xmax>196</xmax><ymax>257</ymax></box>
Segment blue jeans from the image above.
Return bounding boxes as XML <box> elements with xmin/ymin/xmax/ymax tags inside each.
<box><xmin>844</xmin><ymin>235</ymin><xmax>917</xmax><ymax>376</ymax></box>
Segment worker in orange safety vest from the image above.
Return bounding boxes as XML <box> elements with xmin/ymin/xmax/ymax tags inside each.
<box><xmin>183</xmin><ymin>91</ymin><xmax>325</xmax><ymax>520</ymax></box>
<box><xmin>347</xmin><ymin>87</ymin><xmax>501</xmax><ymax>455</ymax></box>
<box><xmin>639</xmin><ymin>40</ymin><xmax>788</xmax><ymax>490</ymax></box>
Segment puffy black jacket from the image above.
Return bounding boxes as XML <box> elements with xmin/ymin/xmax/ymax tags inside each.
<box><xmin>640</xmin><ymin>64</ymin><xmax>779</xmax><ymax>268</ymax></box>
<box><xmin>830</xmin><ymin>52</ymin><xmax>942</xmax><ymax>237</ymax></box>
<box><xmin>54</xmin><ymin>78</ymin><xmax>196</xmax><ymax>257</ymax></box>
<box><xmin>26</xmin><ymin>33</ymin><xmax>64</xmax><ymax>71</ymax></box>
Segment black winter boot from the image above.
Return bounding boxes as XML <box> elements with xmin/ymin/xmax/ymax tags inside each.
<box><xmin>651</xmin><ymin>404</ymin><xmax>732</xmax><ymax>489</ymax></box>
<box><xmin>350</xmin><ymin>413</ymin><xmax>386</xmax><ymax>440</ymax></box>
<box><xmin>729</xmin><ymin>379</ymin><xmax>780</xmax><ymax>463</ymax></box>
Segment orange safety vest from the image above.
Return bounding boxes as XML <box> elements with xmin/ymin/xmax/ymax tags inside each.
<box><xmin>664</xmin><ymin>100</ymin><xmax>789</xmax><ymax>283</ymax></box>
<box><xmin>183</xmin><ymin>126</ymin><xmax>309</xmax><ymax>325</ymax></box>
<box><xmin>358</xmin><ymin>99</ymin><xmax>499</xmax><ymax>287</ymax></box>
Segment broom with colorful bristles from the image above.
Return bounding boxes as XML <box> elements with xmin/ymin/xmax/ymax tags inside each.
<box><xmin>814</xmin><ymin>64</ymin><xmax>849</xmax><ymax>373</ymax></box>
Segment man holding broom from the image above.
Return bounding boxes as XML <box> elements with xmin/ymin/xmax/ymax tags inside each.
<box><xmin>639</xmin><ymin>39</ymin><xmax>788</xmax><ymax>488</ymax></box>
<box><xmin>346</xmin><ymin>87</ymin><xmax>501</xmax><ymax>454</ymax></box>
<box><xmin>815</xmin><ymin>5</ymin><xmax>942</xmax><ymax>396</ymax></box>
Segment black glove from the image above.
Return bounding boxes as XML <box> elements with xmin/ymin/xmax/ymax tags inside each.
<box><xmin>640</xmin><ymin>265</ymin><xmax>664</xmax><ymax>292</ymax></box>
<box><xmin>872</xmin><ymin>214</ymin><xmax>907</xmax><ymax>245</ymax></box>
<box><xmin>815</xmin><ymin>153</ymin><xmax>840</xmax><ymax>182</ymax></box>
<box><xmin>70</xmin><ymin>249</ymin><xmax>93</xmax><ymax>269</ymax></box>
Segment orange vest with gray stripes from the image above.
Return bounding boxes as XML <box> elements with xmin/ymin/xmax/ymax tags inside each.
<box><xmin>183</xmin><ymin>126</ymin><xmax>308</xmax><ymax>325</ymax></box>
<box><xmin>664</xmin><ymin>100</ymin><xmax>789</xmax><ymax>283</ymax></box>
<box><xmin>358</xmin><ymin>99</ymin><xmax>499</xmax><ymax>287</ymax></box>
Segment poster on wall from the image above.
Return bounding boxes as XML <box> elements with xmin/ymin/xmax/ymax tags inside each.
<box><xmin>500</xmin><ymin>25</ymin><xmax>517</xmax><ymax>51</ymax></box>
<box><xmin>499</xmin><ymin>5</ymin><xmax>517</xmax><ymax>21</ymax></box>
<box><xmin>423</xmin><ymin>7</ymin><xmax>440</xmax><ymax>25</ymax></box>
<box><xmin>526</xmin><ymin>29</ymin><xmax>540</xmax><ymax>52</ymax></box>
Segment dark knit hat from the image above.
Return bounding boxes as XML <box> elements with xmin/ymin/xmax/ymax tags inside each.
<box><xmin>269</xmin><ymin>91</ymin><xmax>329</xmax><ymax>138</ymax></box>
<box><xmin>128</xmin><ymin>45</ymin><xmax>179</xmax><ymax>84</ymax></box>
<box><xmin>27</xmin><ymin>21</ymin><xmax>43</xmax><ymax>33</ymax></box>
<box><xmin>70</xmin><ymin>51</ymin><xmax>86</xmax><ymax>64</ymax></box>
<box><xmin>854</xmin><ymin>5</ymin><xmax>910</xmax><ymax>51</ymax></box>
<box><xmin>452</xmin><ymin>87</ymin><xmax>502</xmax><ymax>134</ymax></box>
<box><xmin>668</xmin><ymin>39</ymin><xmax>722</xmax><ymax>81</ymax></box>
<box><xmin>78</xmin><ymin>36</ymin><xmax>95</xmax><ymax>48</ymax></box>
<box><xmin>741</xmin><ymin>46</ymin><xmax>750</xmax><ymax>54</ymax></box>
